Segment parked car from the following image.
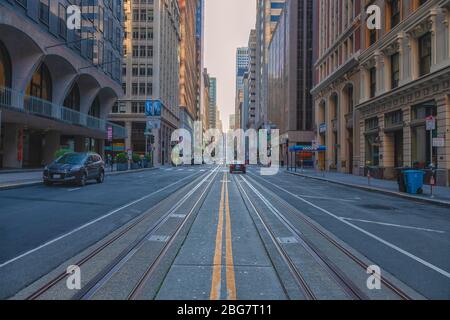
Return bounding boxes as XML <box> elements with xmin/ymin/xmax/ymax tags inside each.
<box><xmin>43</xmin><ymin>152</ymin><xmax>105</xmax><ymax>186</ymax></box>
<box><xmin>229</xmin><ymin>163</ymin><xmax>246</xmax><ymax>174</ymax></box>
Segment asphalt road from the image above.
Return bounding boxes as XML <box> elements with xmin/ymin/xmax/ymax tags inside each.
<box><xmin>0</xmin><ymin>166</ymin><xmax>210</xmax><ymax>299</ymax></box>
<box><xmin>1</xmin><ymin>165</ymin><xmax>449</xmax><ymax>300</ymax></box>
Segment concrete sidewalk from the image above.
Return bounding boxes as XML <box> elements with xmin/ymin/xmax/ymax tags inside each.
<box><xmin>286</xmin><ymin>168</ymin><xmax>450</xmax><ymax>207</ymax></box>
<box><xmin>0</xmin><ymin>166</ymin><xmax>159</xmax><ymax>191</ymax></box>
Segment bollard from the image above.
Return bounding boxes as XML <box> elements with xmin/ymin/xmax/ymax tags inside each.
<box><xmin>430</xmin><ymin>175</ymin><xmax>435</xmax><ymax>198</ymax></box>
<box><xmin>367</xmin><ymin>169</ymin><xmax>371</xmax><ymax>186</ymax></box>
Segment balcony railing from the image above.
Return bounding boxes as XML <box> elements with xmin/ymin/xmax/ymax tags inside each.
<box><xmin>1</xmin><ymin>86</ymin><xmax>127</xmax><ymax>139</ymax></box>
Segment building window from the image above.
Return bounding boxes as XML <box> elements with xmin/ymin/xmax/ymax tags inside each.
<box><xmin>391</xmin><ymin>53</ymin><xmax>400</xmax><ymax>89</ymax></box>
<box><xmin>89</xmin><ymin>96</ymin><xmax>101</xmax><ymax>118</ymax></box>
<box><xmin>63</xmin><ymin>83</ymin><xmax>81</xmax><ymax>111</ymax></box>
<box><xmin>58</xmin><ymin>4</ymin><xmax>67</xmax><ymax>39</ymax></box>
<box><xmin>26</xmin><ymin>63</ymin><xmax>52</xmax><ymax>101</ymax></box>
<box><xmin>419</xmin><ymin>32</ymin><xmax>432</xmax><ymax>76</ymax></box>
<box><xmin>369</xmin><ymin>67</ymin><xmax>377</xmax><ymax>98</ymax></box>
<box><xmin>0</xmin><ymin>41</ymin><xmax>12</xmax><ymax>88</ymax></box>
<box><xmin>39</xmin><ymin>0</ymin><xmax>50</xmax><ymax>26</ymax></box>
<box><xmin>390</xmin><ymin>0</ymin><xmax>401</xmax><ymax>29</ymax></box>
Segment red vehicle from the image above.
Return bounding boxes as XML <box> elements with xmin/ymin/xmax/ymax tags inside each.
<box><xmin>229</xmin><ymin>163</ymin><xmax>246</xmax><ymax>174</ymax></box>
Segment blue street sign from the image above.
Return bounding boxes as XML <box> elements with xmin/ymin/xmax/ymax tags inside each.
<box><xmin>145</xmin><ymin>100</ymin><xmax>162</xmax><ymax>117</ymax></box>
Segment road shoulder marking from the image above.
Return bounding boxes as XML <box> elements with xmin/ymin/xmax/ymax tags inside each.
<box><xmin>341</xmin><ymin>217</ymin><xmax>445</xmax><ymax>234</ymax></box>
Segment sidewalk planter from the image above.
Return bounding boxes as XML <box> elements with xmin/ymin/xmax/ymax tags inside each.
<box><xmin>404</xmin><ymin>170</ymin><xmax>425</xmax><ymax>195</ymax></box>
<box><xmin>117</xmin><ymin>163</ymin><xmax>128</xmax><ymax>171</ymax></box>
<box><xmin>130</xmin><ymin>163</ymin><xmax>140</xmax><ymax>170</ymax></box>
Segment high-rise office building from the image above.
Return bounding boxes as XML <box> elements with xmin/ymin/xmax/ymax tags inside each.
<box><xmin>110</xmin><ymin>0</ymin><xmax>180</xmax><ymax>166</ymax></box>
<box><xmin>0</xmin><ymin>0</ymin><xmax>126</xmax><ymax>168</ymax></box>
<box><xmin>208</xmin><ymin>77</ymin><xmax>217</xmax><ymax>129</ymax></box>
<box><xmin>267</xmin><ymin>0</ymin><xmax>314</xmax><ymax>165</ymax></box>
<box><xmin>248</xmin><ymin>29</ymin><xmax>257</xmax><ymax>129</ymax></box>
<box><xmin>236</xmin><ymin>47</ymin><xmax>250</xmax><ymax>94</ymax></box>
<box><xmin>255</xmin><ymin>0</ymin><xmax>285</xmax><ymax>129</ymax></box>
<box><xmin>179</xmin><ymin>0</ymin><xmax>199</xmax><ymax>137</ymax></box>
<box><xmin>235</xmin><ymin>47</ymin><xmax>249</xmax><ymax>129</ymax></box>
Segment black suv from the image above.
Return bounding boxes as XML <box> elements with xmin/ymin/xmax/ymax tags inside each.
<box><xmin>43</xmin><ymin>152</ymin><xmax>105</xmax><ymax>187</ymax></box>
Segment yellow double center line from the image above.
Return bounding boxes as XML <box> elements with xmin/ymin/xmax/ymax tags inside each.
<box><xmin>210</xmin><ymin>173</ymin><xmax>236</xmax><ymax>300</ymax></box>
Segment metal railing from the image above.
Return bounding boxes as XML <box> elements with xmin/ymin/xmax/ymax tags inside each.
<box><xmin>0</xmin><ymin>86</ymin><xmax>127</xmax><ymax>138</ymax></box>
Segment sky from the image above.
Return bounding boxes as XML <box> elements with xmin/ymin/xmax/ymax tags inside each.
<box><xmin>204</xmin><ymin>0</ymin><xmax>256</xmax><ymax>131</ymax></box>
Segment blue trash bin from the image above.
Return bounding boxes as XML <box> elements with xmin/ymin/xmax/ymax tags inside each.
<box><xmin>403</xmin><ymin>170</ymin><xmax>424</xmax><ymax>195</ymax></box>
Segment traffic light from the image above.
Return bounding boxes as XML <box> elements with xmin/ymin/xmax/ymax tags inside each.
<box><xmin>150</xmin><ymin>135</ymin><xmax>155</xmax><ymax>144</ymax></box>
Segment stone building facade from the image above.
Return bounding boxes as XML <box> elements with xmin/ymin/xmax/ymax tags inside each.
<box><xmin>357</xmin><ymin>0</ymin><xmax>450</xmax><ymax>185</ymax></box>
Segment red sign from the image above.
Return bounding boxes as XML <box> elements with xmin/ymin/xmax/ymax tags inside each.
<box><xmin>17</xmin><ymin>129</ymin><xmax>23</xmax><ymax>162</ymax></box>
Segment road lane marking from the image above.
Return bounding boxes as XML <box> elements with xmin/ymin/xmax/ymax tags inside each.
<box><xmin>248</xmin><ymin>173</ymin><xmax>450</xmax><ymax>280</ymax></box>
<box><xmin>0</xmin><ymin>172</ymin><xmax>202</xmax><ymax>269</ymax></box>
<box><xmin>224</xmin><ymin>174</ymin><xmax>237</xmax><ymax>300</ymax></box>
<box><xmin>210</xmin><ymin>174</ymin><xmax>226</xmax><ymax>300</ymax></box>
<box><xmin>340</xmin><ymin>218</ymin><xmax>445</xmax><ymax>234</ymax></box>
<box><xmin>67</xmin><ymin>188</ymin><xmax>82</xmax><ymax>192</ymax></box>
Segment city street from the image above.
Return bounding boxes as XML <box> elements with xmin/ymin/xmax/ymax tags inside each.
<box><xmin>1</xmin><ymin>166</ymin><xmax>449</xmax><ymax>300</ymax></box>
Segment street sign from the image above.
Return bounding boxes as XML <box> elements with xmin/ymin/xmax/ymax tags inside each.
<box><xmin>146</xmin><ymin>119</ymin><xmax>161</xmax><ymax>132</ymax></box>
<box><xmin>433</xmin><ymin>137</ymin><xmax>445</xmax><ymax>148</ymax></box>
<box><xmin>145</xmin><ymin>100</ymin><xmax>162</xmax><ymax>117</ymax></box>
<box><xmin>319</xmin><ymin>123</ymin><xmax>327</xmax><ymax>134</ymax></box>
<box><xmin>426</xmin><ymin>116</ymin><xmax>436</xmax><ymax>131</ymax></box>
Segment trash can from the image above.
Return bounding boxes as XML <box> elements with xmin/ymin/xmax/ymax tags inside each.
<box><xmin>396</xmin><ymin>167</ymin><xmax>411</xmax><ymax>192</ymax></box>
<box><xmin>403</xmin><ymin>170</ymin><xmax>425</xmax><ymax>195</ymax></box>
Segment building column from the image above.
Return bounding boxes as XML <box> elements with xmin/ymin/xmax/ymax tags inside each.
<box><xmin>374</xmin><ymin>50</ymin><xmax>383</xmax><ymax>96</ymax></box>
<box><xmin>403</xmin><ymin>107</ymin><xmax>412</xmax><ymax>167</ymax></box>
<box><xmin>42</xmin><ymin>131</ymin><xmax>61</xmax><ymax>166</ymax></box>
<box><xmin>378</xmin><ymin>114</ymin><xmax>389</xmax><ymax>174</ymax></box>
<box><xmin>359</xmin><ymin>119</ymin><xmax>366</xmax><ymax>175</ymax></box>
<box><xmin>339</xmin><ymin>91</ymin><xmax>347</xmax><ymax>173</ymax></box>
<box><xmin>437</xmin><ymin>95</ymin><xmax>450</xmax><ymax>186</ymax></box>
<box><xmin>430</xmin><ymin>9</ymin><xmax>439</xmax><ymax>68</ymax></box>
<box><xmin>2</xmin><ymin>123</ymin><xmax>23</xmax><ymax>168</ymax></box>
<box><xmin>325</xmin><ymin>95</ymin><xmax>333</xmax><ymax>170</ymax></box>
<box><xmin>125</xmin><ymin>121</ymin><xmax>132</xmax><ymax>152</ymax></box>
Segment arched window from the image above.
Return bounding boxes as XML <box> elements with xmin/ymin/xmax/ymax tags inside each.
<box><xmin>89</xmin><ymin>96</ymin><xmax>101</xmax><ymax>118</ymax></box>
<box><xmin>63</xmin><ymin>83</ymin><xmax>81</xmax><ymax>111</ymax></box>
<box><xmin>0</xmin><ymin>41</ymin><xmax>12</xmax><ymax>88</ymax></box>
<box><xmin>26</xmin><ymin>63</ymin><xmax>52</xmax><ymax>101</ymax></box>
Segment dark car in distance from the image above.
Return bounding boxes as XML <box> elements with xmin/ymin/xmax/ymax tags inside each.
<box><xmin>229</xmin><ymin>163</ymin><xmax>246</xmax><ymax>174</ymax></box>
<box><xmin>43</xmin><ymin>152</ymin><xmax>105</xmax><ymax>186</ymax></box>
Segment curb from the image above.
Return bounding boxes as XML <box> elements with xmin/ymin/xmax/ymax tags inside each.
<box><xmin>286</xmin><ymin>171</ymin><xmax>450</xmax><ymax>208</ymax></box>
<box><xmin>0</xmin><ymin>167</ymin><xmax>159</xmax><ymax>191</ymax></box>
